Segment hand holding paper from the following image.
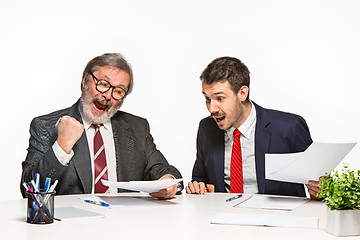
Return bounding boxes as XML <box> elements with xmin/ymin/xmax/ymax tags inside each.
<box><xmin>101</xmin><ymin>178</ymin><xmax>182</xmax><ymax>194</ymax></box>
<box><xmin>149</xmin><ymin>174</ymin><xmax>179</xmax><ymax>199</ymax></box>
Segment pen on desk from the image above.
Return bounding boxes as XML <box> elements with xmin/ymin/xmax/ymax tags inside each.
<box><xmin>226</xmin><ymin>194</ymin><xmax>243</xmax><ymax>202</ymax></box>
<box><xmin>84</xmin><ymin>199</ymin><xmax>110</xmax><ymax>207</ymax></box>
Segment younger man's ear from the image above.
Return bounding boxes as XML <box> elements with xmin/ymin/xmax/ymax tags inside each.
<box><xmin>237</xmin><ymin>85</ymin><xmax>249</xmax><ymax>102</ymax></box>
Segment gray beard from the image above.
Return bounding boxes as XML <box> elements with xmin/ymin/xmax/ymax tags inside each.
<box><xmin>79</xmin><ymin>84</ymin><xmax>123</xmax><ymax>124</ymax></box>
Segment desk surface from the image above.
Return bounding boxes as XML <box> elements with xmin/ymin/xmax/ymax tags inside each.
<box><xmin>2</xmin><ymin>193</ymin><xmax>360</xmax><ymax>240</ymax></box>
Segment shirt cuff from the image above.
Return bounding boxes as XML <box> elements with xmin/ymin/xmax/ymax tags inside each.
<box><xmin>304</xmin><ymin>184</ymin><xmax>311</xmax><ymax>199</ymax></box>
<box><xmin>52</xmin><ymin>141</ymin><xmax>74</xmax><ymax>166</ymax></box>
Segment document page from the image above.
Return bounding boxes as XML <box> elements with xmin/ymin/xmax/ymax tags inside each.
<box><xmin>265</xmin><ymin>142</ymin><xmax>356</xmax><ymax>184</ymax></box>
<box><xmin>101</xmin><ymin>178</ymin><xmax>182</xmax><ymax>193</ymax></box>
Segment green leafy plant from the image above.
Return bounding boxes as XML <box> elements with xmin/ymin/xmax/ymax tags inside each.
<box><xmin>318</xmin><ymin>165</ymin><xmax>360</xmax><ymax>211</ymax></box>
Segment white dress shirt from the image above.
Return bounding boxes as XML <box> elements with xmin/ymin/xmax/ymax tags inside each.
<box><xmin>52</xmin><ymin>117</ymin><xmax>118</xmax><ymax>194</ymax></box>
<box><xmin>224</xmin><ymin>101</ymin><xmax>258</xmax><ymax>194</ymax></box>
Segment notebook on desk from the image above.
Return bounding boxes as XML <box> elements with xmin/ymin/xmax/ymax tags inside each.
<box><xmin>234</xmin><ymin>195</ymin><xmax>309</xmax><ymax>210</ymax></box>
<box><xmin>211</xmin><ymin>212</ymin><xmax>318</xmax><ymax>229</ymax></box>
<box><xmin>54</xmin><ymin>206</ymin><xmax>105</xmax><ymax>221</ymax></box>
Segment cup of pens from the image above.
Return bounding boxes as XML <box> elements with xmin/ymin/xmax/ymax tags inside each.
<box><xmin>23</xmin><ymin>174</ymin><xmax>58</xmax><ymax>224</ymax></box>
<box><xmin>25</xmin><ymin>189</ymin><xmax>55</xmax><ymax>224</ymax></box>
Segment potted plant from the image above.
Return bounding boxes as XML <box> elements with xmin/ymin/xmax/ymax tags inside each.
<box><xmin>318</xmin><ymin>165</ymin><xmax>360</xmax><ymax>236</ymax></box>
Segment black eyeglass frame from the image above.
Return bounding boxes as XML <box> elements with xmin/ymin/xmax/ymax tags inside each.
<box><xmin>88</xmin><ymin>72</ymin><xmax>128</xmax><ymax>100</ymax></box>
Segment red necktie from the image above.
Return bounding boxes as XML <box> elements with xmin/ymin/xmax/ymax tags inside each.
<box><xmin>230</xmin><ymin>129</ymin><xmax>243</xmax><ymax>193</ymax></box>
<box><xmin>93</xmin><ymin>124</ymin><xmax>109</xmax><ymax>193</ymax></box>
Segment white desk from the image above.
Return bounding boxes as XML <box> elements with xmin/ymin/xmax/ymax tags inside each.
<box><xmin>2</xmin><ymin>193</ymin><xmax>360</xmax><ymax>240</ymax></box>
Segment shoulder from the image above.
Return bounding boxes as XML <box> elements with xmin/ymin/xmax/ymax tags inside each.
<box><xmin>198</xmin><ymin>116</ymin><xmax>224</xmax><ymax>139</ymax></box>
<box><xmin>30</xmin><ymin>106</ymin><xmax>72</xmax><ymax>129</ymax></box>
<box><xmin>254</xmin><ymin>102</ymin><xmax>312</xmax><ymax>146</ymax></box>
<box><xmin>199</xmin><ymin>116</ymin><xmax>219</xmax><ymax>130</ymax></box>
<box><xmin>112</xmin><ymin>110</ymin><xmax>147</xmax><ymax>122</ymax></box>
<box><xmin>111</xmin><ymin>111</ymin><xmax>149</xmax><ymax>129</ymax></box>
<box><xmin>254</xmin><ymin>102</ymin><xmax>307</xmax><ymax>126</ymax></box>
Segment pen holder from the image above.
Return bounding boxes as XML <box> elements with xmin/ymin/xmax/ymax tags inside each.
<box><xmin>25</xmin><ymin>190</ymin><xmax>55</xmax><ymax>224</ymax></box>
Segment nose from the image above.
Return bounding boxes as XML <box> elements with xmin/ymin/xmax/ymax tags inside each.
<box><xmin>101</xmin><ymin>88</ymin><xmax>113</xmax><ymax>100</ymax></box>
<box><xmin>208</xmin><ymin>100</ymin><xmax>219</xmax><ymax>114</ymax></box>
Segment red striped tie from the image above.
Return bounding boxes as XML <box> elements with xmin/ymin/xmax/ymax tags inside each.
<box><xmin>93</xmin><ymin>124</ymin><xmax>109</xmax><ymax>193</ymax></box>
<box><xmin>230</xmin><ymin>129</ymin><xmax>243</xmax><ymax>193</ymax></box>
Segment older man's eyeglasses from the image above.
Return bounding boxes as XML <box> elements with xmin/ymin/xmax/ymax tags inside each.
<box><xmin>88</xmin><ymin>72</ymin><xmax>127</xmax><ymax>100</ymax></box>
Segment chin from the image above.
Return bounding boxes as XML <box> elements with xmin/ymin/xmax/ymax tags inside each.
<box><xmin>81</xmin><ymin>107</ymin><xmax>110</xmax><ymax>124</ymax></box>
<box><xmin>216</xmin><ymin>124</ymin><xmax>227</xmax><ymax>130</ymax></box>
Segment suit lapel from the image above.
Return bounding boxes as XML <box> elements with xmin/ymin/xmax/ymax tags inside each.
<box><xmin>68</xmin><ymin>101</ymin><xmax>93</xmax><ymax>193</ymax></box>
<box><xmin>213</xmin><ymin>131</ymin><xmax>225</xmax><ymax>192</ymax></box>
<box><xmin>110</xmin><ymin>113</ymin><xmax>133</xmax><ymax>182</ymax></box>
<box><xmin>253</xmin><ymin>103</ymin><xmax>271</xmax><ymax>194</ymax></box>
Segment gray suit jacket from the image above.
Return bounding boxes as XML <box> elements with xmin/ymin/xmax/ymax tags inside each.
<box><xmin>21</xmin><ymin>100</ymin><xmax>182</xmax><ymax>197</ymax></box>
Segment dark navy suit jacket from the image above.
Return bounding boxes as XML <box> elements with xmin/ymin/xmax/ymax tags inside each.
<box><xmin>192</xmin><ymin>102</ymin><xmax>313</xmax><ymax>197</ymax></box>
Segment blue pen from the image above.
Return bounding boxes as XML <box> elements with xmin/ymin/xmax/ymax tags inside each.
<box><xmin>226</xmin><ymin>194</ymin><xmax>243</xmax><ymax>202</ymax></box>
<box><xmin>44</xmin><ymin>178</ymin><xmax>51</xmax><ymax>192</ymax></box>
<box><xmin>84</xmin><ymin>199</ymin><xmax>110</xmax><ymax>207</ymax></box>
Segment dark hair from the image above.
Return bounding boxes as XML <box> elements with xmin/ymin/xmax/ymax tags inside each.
<box><xmin>200</xmin><ymin>56</ymin><xmax>250</xmax><ymax>99</ymax></box>
<box><xmin>82</xmin><ymin>53</ymin><xmax>134</xmax><ymax>94</ymax></box>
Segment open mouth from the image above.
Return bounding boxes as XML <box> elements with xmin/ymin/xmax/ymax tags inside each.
<box><xmin>214</xmin><ymin>116</ymin><xmax>225</xmax><ymax>123</ymax></box>
<box><xmin>93</xmin><ymin>100</ymin><xmax>109</xmax><ymax>112</ymax></box>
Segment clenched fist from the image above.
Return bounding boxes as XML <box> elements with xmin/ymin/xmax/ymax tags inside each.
<box><xmin>55</xmin><ymin>116</ymin><xmax>84</xmax><ymax>154</ymax></box>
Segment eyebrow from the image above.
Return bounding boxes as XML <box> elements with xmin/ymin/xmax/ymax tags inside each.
<box><xmin>100</xmin><ymin>74</ymin><xmax>127</xmax><ymax>89</ymax></box>
<box><xmin>202</xmin><ymin>91</ymin><xmax>225</xmax><ymax>96</ymax></box>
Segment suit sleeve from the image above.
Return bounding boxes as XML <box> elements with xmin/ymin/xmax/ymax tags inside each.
<box><xmin>142</xmin><ymin>120</ymin><xmax>183</xmax><ymax>190</ymax></box>
<box><xmin>292</xmin><ymin>116</ymin><xmax>313</xmax><ymax>151</ymax></box>
<box><xmin>20</xmin><ymin>117</ymin><xmax>68</xmax><ymax>197</ymax></box>
<box><xmin>191</xmin><ymin>121</ymin><xmax>209</xmax><ymax>184</ymax></box>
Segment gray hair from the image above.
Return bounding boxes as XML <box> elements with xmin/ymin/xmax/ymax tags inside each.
<box><xmin>82</xmin><ymin>53</ymin><xmax>134</xmax><ymax>94</ymax></box>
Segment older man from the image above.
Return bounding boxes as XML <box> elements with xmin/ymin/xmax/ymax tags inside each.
<box><xmin>21</xmin><ymin>53</ymin><xmax>182</xmax><ymax>199</ymax></box>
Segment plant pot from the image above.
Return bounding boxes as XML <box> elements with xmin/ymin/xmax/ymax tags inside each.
<box><xmin>326</xmin><ymin>208</ymin><xmax>360</xmax><ymax>236</ymax></box>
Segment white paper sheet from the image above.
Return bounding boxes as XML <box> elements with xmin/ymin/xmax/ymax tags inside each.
<box><xmin>54</xmin><ymin>206</ymin><xmax>105</xmax><ymax>221</ymax></box>
<box><xmin>211</xmin><ymin>212</ymin><xmax>318</xmax><ymax>229</ymax></box>
<box><xmin>101</xmin><ymin>178</ymin><xmax>182</xmax><ymax>193</ymax></box>
<box><xmin>265</xmin><ymin>142</ymin><xmax>356</xmax><ymax>184</ymax></box>
<box><xmin>234</xmin><ymin>195</ymin><xmax>308</xmax><ymax>210</ymax></box>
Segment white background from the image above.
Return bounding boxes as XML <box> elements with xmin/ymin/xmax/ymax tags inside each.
<box><xmin>1</xmin><ymin>0</ymin><xmax>359</xmax><ymax>201</ymax></box>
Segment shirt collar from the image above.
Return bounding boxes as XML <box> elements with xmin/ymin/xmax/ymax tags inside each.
<box><xmin>225</xmin><ymin>101</ymin><xmax>256</xmax><ymax>140</ymax></box>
